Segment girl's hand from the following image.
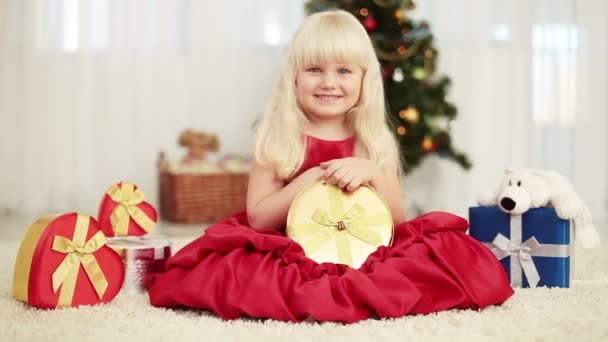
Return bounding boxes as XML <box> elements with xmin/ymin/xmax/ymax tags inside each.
<box><xmin>320</xmin><ymin>157</ymin><xmax>381</xmax><ymax>191</ymax></box>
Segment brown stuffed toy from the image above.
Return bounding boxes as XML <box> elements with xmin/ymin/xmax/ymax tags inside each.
<box><xmin>178</xmin><ymin>129</ymin><xmax>220</xmax><ymax>163</ymax></box>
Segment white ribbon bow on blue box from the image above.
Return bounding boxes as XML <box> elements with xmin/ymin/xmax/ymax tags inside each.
<box><xmin>469</xmin><ymin>206</ymin><xmax>571</xmax><ymax>288</ymax></box>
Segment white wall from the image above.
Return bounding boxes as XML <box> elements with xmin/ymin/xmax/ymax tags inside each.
<box><xmin>0</xmin><ymin>1</ymin><xmax>298</xmax><ymax>216</ymax></box>
<box><xmin>404</xmin><ymin>0</ymin><xmax>608</xmax><ymax>222</ymax></box>
<box><xmin>1</xmin><ymin>0</ymin><xmax>606</xmax><ymax>224</ymax></box>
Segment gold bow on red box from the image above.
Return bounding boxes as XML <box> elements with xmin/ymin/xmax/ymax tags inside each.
<box><xmin>13</xmin><ymin>213</ymin><xmax>125</xmax><ymax>308</ymax></box>
<box><xmin>98</xmin><ymin>182</ymin><xmax>157</xmax><ymax>237</ymax></box>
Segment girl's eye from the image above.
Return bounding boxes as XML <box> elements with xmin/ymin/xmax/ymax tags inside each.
<box><xmin>307</xmin><ymin>67</ymin><xmax>321</xmax><ymax>73</ymax></box>
<box><xmin>517</xmin><ymin>180</ymin><xmax>522</xmax><ymax>187</ymax></box>
<box><xmin>508</xmin><ymin>180</ymin><xmax>512</xmax><ymax>186</ymax></box>
<box><xmin>339</xmin><ymin>68</ymin><xmax>352</xmax><ymax>74</ymax></box>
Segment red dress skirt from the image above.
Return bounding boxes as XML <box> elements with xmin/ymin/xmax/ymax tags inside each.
<box><xmin>147</xmin><ymin>136</ymin><xmax>513</xmax><ymax>323</ymax></box>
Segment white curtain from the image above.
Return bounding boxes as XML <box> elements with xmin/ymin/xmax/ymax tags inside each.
<box><xmin>0</xmin><ymin>0</ymin><xmax>304</xmax><ymax>216</ymax></box>
<box><xmin>1</xmin><ymin>0</ymin><xmax>606</xmax><ymax>223</ymax></box>
<box><xmin>404</xmin><ymin>0</ymin><xmax>608</xmax><ymax>221</ymax></box>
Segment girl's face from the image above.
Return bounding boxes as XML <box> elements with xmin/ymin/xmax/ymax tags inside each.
<box><xmin>295</xmin><ymin>62</ymin><xmax>363</xmax><ymax>122</ymax></box>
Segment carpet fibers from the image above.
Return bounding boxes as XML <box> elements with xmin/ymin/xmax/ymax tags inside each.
<box><xmin>1</xmin><ymin>236</ymin><xmax>607</xmax><ymax>342</ymax></box>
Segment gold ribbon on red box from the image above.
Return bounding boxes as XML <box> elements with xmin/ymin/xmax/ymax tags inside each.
<box><xmin>99</xmin><ymin>182</ymin><xmax>157</xmax><ymax>237</ymax></box>
<box><xmin>13</xmin><ymin>213</ymin><xmax>124</xmax><ymax>309</ymax></box>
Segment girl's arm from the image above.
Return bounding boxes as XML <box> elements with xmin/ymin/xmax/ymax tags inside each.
<box><xmin>246</xmin><ymin>160</ymin><xmax>325</xmax><ymax>230</ymax></box>
<box><xmin>368</xmin><ymin>164</ymin><xmax>406</xmax><ymax>224</ymax></box>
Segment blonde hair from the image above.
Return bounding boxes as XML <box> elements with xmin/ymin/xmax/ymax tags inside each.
<box><xmin>254</xmin><ymin>10</ymin><xmax>401</xmax><ymax>179</ymax></box>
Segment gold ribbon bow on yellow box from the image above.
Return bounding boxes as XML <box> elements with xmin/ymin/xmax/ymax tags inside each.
<box><xmin>286</xmin><ymin>181</ymin><xmax>393</xmax><ymax>269</ymax></box>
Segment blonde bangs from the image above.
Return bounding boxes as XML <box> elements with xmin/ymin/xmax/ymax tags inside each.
<box><xmin>291</xmin><ymin>13</ymin><xmax>371</xmax><ymax>70</ymax></box>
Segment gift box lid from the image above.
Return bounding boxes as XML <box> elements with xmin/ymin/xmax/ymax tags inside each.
<box><xmin>469</xmin><ymin>206</ymin><xmax>570</xmax><ymax>244</ymax></box>
<box><xmin>286</xmin><ymin>181</ymin><xmax>393</xmax><ymax>269</ymax></box>
<box><xmin>106</xmin><ymin>235</ymin><xmax>172</xmax><ymax>249</ymax></box>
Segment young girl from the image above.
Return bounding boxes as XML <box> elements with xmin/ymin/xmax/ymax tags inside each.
<box><xmin>148</xmin><ymin>10</ymin><xmax>513</xmax><ymax>323</ymax></box>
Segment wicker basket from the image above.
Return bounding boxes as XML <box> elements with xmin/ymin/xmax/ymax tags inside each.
<box><xmin>158</xmin><ymin>153</ymin><xmax>249</xmax><ymax>223</ymax></box>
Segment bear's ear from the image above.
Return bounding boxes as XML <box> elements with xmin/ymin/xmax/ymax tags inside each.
<box><xmin>505</xmin><ymin>167</ymin><xmax>521</xmax><ymax>175</ymax></box>
<box><xmin>178</xmin><ymin>129</ymin><xmax>194</xmax><ymax>146</ymax></box>
<box><xmin>505</xmin><ymin>166</ymin><xmax>528</xmax><ymax>175</ymax></box>
<box><xmin>207</xmin><ymin>134</ymin><xmax>220</xmax><ymax>151</ymax></box>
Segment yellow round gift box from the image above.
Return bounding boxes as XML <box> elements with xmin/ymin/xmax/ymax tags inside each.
<box><xmin>286</xmin><ymin>181</ymin><xmax>394</xmax><ymax>269</ymax></box>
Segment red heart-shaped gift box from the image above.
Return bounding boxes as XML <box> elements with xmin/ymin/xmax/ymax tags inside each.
<box><xmin>98</xmin><ymin>181</ymin><xmax>157</xmax><ymax>237</ymax></box>
<box><xmin>13</xmin><ymin>213</ymin><xmax>125</xmax><ymax>309</ymax></box>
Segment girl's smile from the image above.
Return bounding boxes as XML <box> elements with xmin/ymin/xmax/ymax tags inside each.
<box><xmin>296</xmin><ymin>62</ymin><xmax>362</xmax><ymax>121</ymax></box>
<box><xmin>315</xmin><ymin>94</ymin><xmax>343</xmax><ymax>102</ymax></box>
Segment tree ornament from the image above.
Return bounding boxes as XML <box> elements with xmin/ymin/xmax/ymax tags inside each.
<box><xmin>392</xmin><ymin>68</ymin><xmax>404</xmax><ymax>82</ymax></box>
<box><xmin>395</xmin><ymin>9</ymin><xmax>405</xmax><ymax>20</ymax></box>
<box><xmin>363</xmin><ymin>16</ymin><xmax>377</xmax><ymax>31</ymax></box>
<box><xmin>435</xmin><ymin>132</ymin><xmax>448</xmax><ymax>146</ymax></box>
<box><xmin>413</xmin><ymin>67</ymin><xmax>426</xmax><ymax>80</ymax></box>
<box><xmin>397</xmin><ymin>126</ymin><xmax>407</xmax><ymax>135</ymax></box>
<box><xmin>360</xmin><ymin>8</ymin><xmax>369</xmax><ymax>16</ymax></box>
<box><xmin>382</xmin><ymin>63</ymin><xmax>396</xmax><ymax>80</ymax></box>
<box><xmin>428</xmin><ymin>116</ymin><xmax>449</xmax><ymax>129</ymax></box>
<box><xmin>422</xmin><ymin>136</ymin><xmax>435</xmax><ymax>152</ymax></box>
<box><xmin>402</xmin><ymin>106</ymin><xmax>420</xmax><ymax>124</ymax></box>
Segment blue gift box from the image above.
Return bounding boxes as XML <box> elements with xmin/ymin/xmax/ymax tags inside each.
<box><xmin>469</xmin><ymin>206</ymin><xmax>571</xmax><ymax>288</ymax></box>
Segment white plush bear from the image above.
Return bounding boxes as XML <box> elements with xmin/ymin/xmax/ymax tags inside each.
<box><xmin>477</xmin><ymin>168</ymin><xmax>601</xmax><ymax>249</ymax></box>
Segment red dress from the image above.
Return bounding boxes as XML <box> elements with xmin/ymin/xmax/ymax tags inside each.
<box><xmin>147</xmin><ymin>136</ymin><xmax>513</xmax><ymax>323</ymax></box>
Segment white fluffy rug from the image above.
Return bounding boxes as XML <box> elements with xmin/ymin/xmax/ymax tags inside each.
<box><xmin>1</xmin><ymin>236</ymin><xmax>607</xmax><ymax>342</ymax></box>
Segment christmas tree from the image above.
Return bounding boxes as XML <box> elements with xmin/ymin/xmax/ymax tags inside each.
<box><xmin>305</xmin><ymin>0</ymin><xmax>471</xmax><ymax>173</ymax></box>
